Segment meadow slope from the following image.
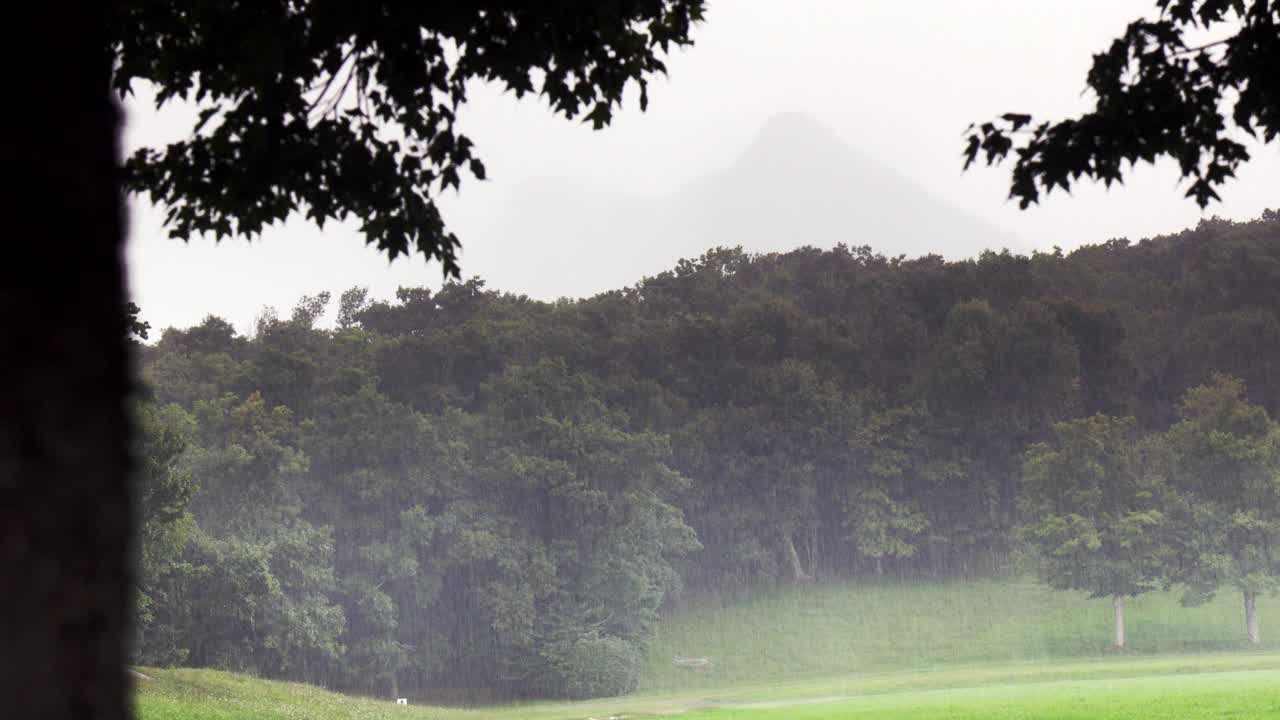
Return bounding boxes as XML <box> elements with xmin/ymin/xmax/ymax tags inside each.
<box><xmin>642</xmin><ymin>578</ymin><xmax>1280</xmax><ymax>691</ymax></box>
<box><xmin>135</xmin><ymin>579</ymin><xmax>1280</xmax><ymax>720</ymax></box>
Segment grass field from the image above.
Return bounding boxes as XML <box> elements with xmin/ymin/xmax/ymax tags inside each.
<box><xmin>134</xmin><ymin>655</ymin><xmax>1280</xmax><ymax>720</ymax></box>
<box><xmin>675</xmin><ymin>669</ymin><xmax>1280</xmax><ymax>720</ymax></box>
<box><xmin>134</xmin><ymin>579</ymin><xmax>1280</xmax><ymax>720</ymax></box>
<box><xmin>642</xmin><ymin>577</ymin><xmax>1280</xmax><ymax>691</ymax></box>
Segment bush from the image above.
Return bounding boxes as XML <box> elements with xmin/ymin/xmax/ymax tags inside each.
<box><xmin>543</xmin><ymin>633</ymin><xmax>642</xmax><ymax>699</ymax></box>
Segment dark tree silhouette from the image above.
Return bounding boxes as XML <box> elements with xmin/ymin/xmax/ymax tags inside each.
<box><xmin>111</xmin><ymin>2</ymin><xmax>705</xmax><ymax>273</ymax></box>
<box><xmin>967</xmin><ymin>0</ymin><xmax>1279</xmax><ymax>208</ymax></box>
<box><xmin>4</xmin><ymin>5</ymin><xmax>133</xmax><ymax>719</ymax></box>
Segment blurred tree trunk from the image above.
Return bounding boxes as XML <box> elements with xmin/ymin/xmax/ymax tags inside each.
<box><xmin>1112</xmin><ymin>595</ymin><xmax>1126</xmax><ymax>649</ymax></box>
<box><xmin>1245</xmin><ymin>592</ymin><xmax>1260</xmax><ymax>645</ymax></box>
<box><xmin>807</xmin><ymin>526</ymin><xmax>819</xmax><ymax>579</ymax></box>
<box><xmin>784</xmin><ymin>533</ymin><xmax>811</xmax><ymax>582</ymax></box>
<box><xmin>1</xmin><ymin>5</ymin><xmax>133</xmax><ymax>719</ymax></box>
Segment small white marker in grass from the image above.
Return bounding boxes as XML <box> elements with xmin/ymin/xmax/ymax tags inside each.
<box><xmin>395</xmin><ymin>698</ymin><xmax>408</xmax><ymax>705</ymax></box>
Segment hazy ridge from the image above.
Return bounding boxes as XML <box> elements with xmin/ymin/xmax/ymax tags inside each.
<box><xmin>469</xmin><ymin>113</ymin><xmax>1024</xmax><ymax>299</ymax></box>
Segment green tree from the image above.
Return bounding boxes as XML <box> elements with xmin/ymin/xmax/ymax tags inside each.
<box><xmin>145</xmin><ymin>319</ymin><xmax>250</xmax><ymax>408</ymax></box>
<box><xmin>185</xmin><ymin>392</ymin><xmax>310</xmax><ymax>536</ymax></box>
<box><xmin>135</xmin><ymin>388</ymin><xmax>347</xmax><ymax>679</ymax></box>
<box><xmin>1019</xmin><ymin>415</ymin><xmax>1169</xmax><ymax>649</ymax></box>
<box><xmin>1165</xmin><ymin>374</ymin><xmax>1280</xmax><ymax>644</ymax></box>
<box><xmin>155</xmin><ymin>524</ymin><xmax>344</xmax><ymax>676</ymax></box>
<box><xmin>471</xmin><ymin>360</ymin><xmax>699</xmax><ymax>698</ymax></box>
<box><xmin>336</xmin><ymin>287</ymin><xmax>371</xmax><ymax>331</ymax></box>
<box><xmin>300</xmin><ymin>383</ymin><xmax>445</xmax><ymax>695</ymax></box>
<box><xmin>131</xmin><ymin>401</ymin><xmax>197</xmax><ymax>663</ymax></box>
<box><xmin>842</xmin><ymin>405</ymin><xmax>935</xmax><ymax>576</ymax></box>
<box><xmin>929</xmin><ymin>298</ymin><xmax>1082</xmax><ymax>545</ymax></box>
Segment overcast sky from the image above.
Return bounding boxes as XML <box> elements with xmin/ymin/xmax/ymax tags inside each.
<box><xmin>124</xmin><ymin>0</ymin><xmax>1280</xmax><ymax>333</ymax></box>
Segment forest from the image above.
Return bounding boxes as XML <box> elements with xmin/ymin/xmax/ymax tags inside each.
<box><xmin>130</xmin><ymin>211</ymin><xmax>1280</xmax><ymax>701</ymax></box>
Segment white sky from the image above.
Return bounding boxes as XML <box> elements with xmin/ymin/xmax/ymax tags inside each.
<box><xmin>124</xmin><ymin>0</ymin><xmax>1280</xmax><ymax>333</ymax></box>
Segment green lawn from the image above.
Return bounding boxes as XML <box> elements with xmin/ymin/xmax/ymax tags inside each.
<box><xmin>643</xmin><ymin>578</ymin><xmax>1280</xmax><ymax>691</ymax></box>
<box><xmin>135</xmin><ymin>668</ymin><xmax>483</xmax><ymax>720</ymax></box>
<box><xmin>134</xmin><ymin>578</ymin><xmax>1280</xmax><ymax>720</ymax></box>
<box><xmin>135</xmin><ymin>655</ymin><xmax>1280</xmax><ymax>720</ymax></box>
<box><xmin>675</xmin><ymin>670</ymin><xmax>1280</xmax><ymax>720</ymax></box>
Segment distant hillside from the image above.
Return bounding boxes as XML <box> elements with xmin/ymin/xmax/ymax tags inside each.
<box><xmin>466</xmin><ymin>113</ymin><xmax>1022</xmax><ymax>298</ymax></box>
<box><xmin>134</xmin><ymin>213</ymin><xmax>1280</xmax><ymax>701</ymax></box>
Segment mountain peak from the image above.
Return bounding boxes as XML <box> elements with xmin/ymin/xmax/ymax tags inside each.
<box><xmin>731</xmin><ymin>112</ymin><xmax>870</xmax><ymax>180</ymax></box>
<box><xmin>749</xmin><ymin>112</ymin><xmax>848</xmax><ymax>152</ymax></box>
<box><xmin>697</xmin><ymin>112</ymin><xmax>1023</xmax><ymax>259</ymax></box>
<box><xmin>756</xmin><ymin>111</ymin><xmax>836</xmax><ymax>137</ymax></box>
<box><xmin>472</xmin><ymin>112</ymin><xmax>1025</xmax><ymax>299</ymax></box>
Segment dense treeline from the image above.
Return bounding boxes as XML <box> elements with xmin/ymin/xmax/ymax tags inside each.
<box><xmin>132</xmin><ymin>212</ymin><xmax>1280</xmax><ymax>699</ymax></box>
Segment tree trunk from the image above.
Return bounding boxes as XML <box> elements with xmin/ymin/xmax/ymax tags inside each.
<box><xmin>1112</xmin><ymin>595</ymin><xmax>1126</xmax><ymax>649</ymax></box>
<box><xmin>784</xmin><ymin>533</ymin><xmax>811</xmax><ymax>582</ymax></box>
<box><xmin>1245</xmin><ymin>591</ymin><xmax>1260</xmax><ymax>645</ymax></box>
<box><xmin>808</xmin><ymin>526</ymin><xmax>819</xmax><ymax>579</ymax></box>
<box><xmin>2</xmin><ymin>6</ymin><xmax>133</xmax><ymax>720</ymax></box>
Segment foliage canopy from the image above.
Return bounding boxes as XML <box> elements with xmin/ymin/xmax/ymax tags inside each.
<box><xmin>967</xmin><ymin>0</ymin><xmax>1279</xmax><ymax>208</ymax></box>
<box><xmin>109</xmin><ymin>1</ymin><xmax>706</xmax><ymax>273</ymax></box>
<box><xmin>131</xmin><ymin>214</ymin><xmax>1280</xmax><ymax>696</ymax></box>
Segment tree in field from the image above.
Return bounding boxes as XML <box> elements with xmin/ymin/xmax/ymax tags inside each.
<box><xmin>967</xmin><ymin>0</ymin><xmax>1280</xmax><ymax>208</ymax></box>
<box><xmin>1018</xmin><ymin>415</ymin><xmax>1169</xmax><ymax>649</ymax></box>
<box><xmin>1164</xmin><ymin>374</ymin><xmax>1280</xmax><ymax>644</ymax></box>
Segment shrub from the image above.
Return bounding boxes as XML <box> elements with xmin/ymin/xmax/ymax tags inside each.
<box><xmin>543</xmin><ymin>632</ymin><xmax>642</xmax><ymax>699</ymax></box>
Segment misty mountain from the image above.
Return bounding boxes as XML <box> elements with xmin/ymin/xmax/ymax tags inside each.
<box><xmin>464</xmin><ymin>112</ymin><xmax>1024</xmax><ymax>298</ymax></box>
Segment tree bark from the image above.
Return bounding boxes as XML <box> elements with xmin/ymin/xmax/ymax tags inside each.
<box><xmin>807</xmin><ymin>526</ymin><xmax>819</xmax><ymax>579</ymax></box>
<box><xmin>1245</xmin><ymin>591</ymin><xmax>1260</xmax><ymax>645</ymax></box>
<box><xmin>784</xmin><ymin>533</ymin><xmax>812</xmax><ymax>582</ymax></box>
<box><xmin>1112</xmin><ymin>595</ymin><xmax>1126</xmax><ymax>649</ymax></box>
<box><xmin>2</xmin><ymin>5</ymin><xmax>133</xmax><ymax>719</ymax></box>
